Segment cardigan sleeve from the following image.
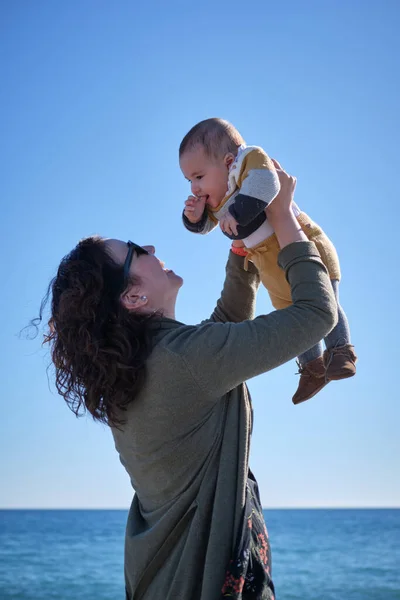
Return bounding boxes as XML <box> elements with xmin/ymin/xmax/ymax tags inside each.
<box><xmin>228</xmin><ymin>148</ymin><xmax>280</xmax><ymax>227</ymax></box>
<box><xmin>203</xmin><ymin>251</ymin><xmax>260</xmax><ymax>324</ymax></box>
<box><xmin>165</xmin><ymin>241</ymin><xmax>338</xmax><ymax>398</ymax></box>
<box><xmin>182</xmin><ymin>209</ymin><xmax>218</xmax><ymax>235</ymax></box>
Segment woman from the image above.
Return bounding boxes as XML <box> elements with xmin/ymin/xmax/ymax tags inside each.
<box><xmin>40</xmin><ymin>164</ymin><xmax>336</xmax><ymax>599</ymax></box>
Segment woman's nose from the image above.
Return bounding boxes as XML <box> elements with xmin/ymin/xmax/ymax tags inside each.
<box><xmin>143</xmin><ymin>245</ymin><xmax>155</xmax><ymax>255</ymax></box>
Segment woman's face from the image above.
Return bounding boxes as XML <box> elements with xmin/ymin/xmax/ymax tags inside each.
<box><xmin>106</xmin><ymin>239</ymin><xmax>183</xmax><ymax>316</ymax></box>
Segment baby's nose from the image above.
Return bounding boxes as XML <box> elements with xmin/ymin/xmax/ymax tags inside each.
<box><xmin>191</xmin><ymin>181</ymin><xmax>201</xmax><ymax>195</ymax></box>
<box><xmin>143</xmin><ymin>245</ymin><xmax>155</xmax><ymax>255</ymax></box>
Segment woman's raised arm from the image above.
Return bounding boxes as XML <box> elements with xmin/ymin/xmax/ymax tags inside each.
<box><xmin>163</xmin><ymin>164</ymin><xmax>337</xmax><ymax>398</ymax></box>
<box><xmin>205</xmin><ymin>251</ymin><xmax>260</xmax><ymax>324</ymax></box>
<box><xmin>165</xmin><ymin>240</ymin><xmax>337</xmax><ymax>398</ymax></box>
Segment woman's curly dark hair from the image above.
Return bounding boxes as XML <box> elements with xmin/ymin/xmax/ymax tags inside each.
<box><xmin>35</xmin><ymin>236</ymin><xmax>155</xmax><ymax>427</ymax></box>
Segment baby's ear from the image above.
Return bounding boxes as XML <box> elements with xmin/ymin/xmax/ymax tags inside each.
<box><xmin>224</xmin><ymin>153</ymin><xmax>235</xmax><ymax>168</ymax></box>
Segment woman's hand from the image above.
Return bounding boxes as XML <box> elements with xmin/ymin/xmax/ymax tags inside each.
<box><xmin>266</xmin><ymin>158</ymin><xmax>297</xmax><ymax>219</ymax></box>
<box><xmin>231</xmin><ymin>239</ymin><xmax>245</xmax><ymax>248</ymax></box>
<box><xmin>266</xmin><ymin>159</ymin><xmax>307</xmax><ymax>249</ymax></box>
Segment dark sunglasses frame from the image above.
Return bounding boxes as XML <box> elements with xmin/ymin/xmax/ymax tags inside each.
<box><xmin>123</xmin><ymin>241</ymin><xmax>149</xmax><ymax>287</ymax></box>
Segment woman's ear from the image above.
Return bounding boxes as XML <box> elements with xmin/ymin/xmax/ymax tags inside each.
<box><xmin>121</xmin><ymin>287</ymin><xmax>148</xmax><ymax>312</ymax></box>
<box><xmin>224</xmin><ymin>153</ymin><xmax>235</xmax><ymax>168</ymax></box>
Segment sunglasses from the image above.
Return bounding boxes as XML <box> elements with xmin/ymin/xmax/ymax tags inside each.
<box><xmin>123</xmin><ymin>241</ymin><xmax>149</xmax><ymax>287</ymax></box>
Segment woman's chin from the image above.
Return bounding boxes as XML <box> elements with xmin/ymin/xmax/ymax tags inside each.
<box><xmin>170</xmin><ymin>271</ymin><xmax>183</xmax><ymax>287</ymax></box>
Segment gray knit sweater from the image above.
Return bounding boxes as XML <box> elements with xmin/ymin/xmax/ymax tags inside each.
<box><xmin>112</xmin><ymin>241</ymin><xmax>337</xmax><ymax>600</ymax></box>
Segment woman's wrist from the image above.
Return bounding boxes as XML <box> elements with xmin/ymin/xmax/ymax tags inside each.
<box><xmin>268</xmin><ymin>211</ymin><xmax>308</xmax><ymax>249</ymax></box>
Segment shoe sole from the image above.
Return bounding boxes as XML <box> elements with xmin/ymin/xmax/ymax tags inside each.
<box><xmin>292</xmin><ymin>380</ymin><xmax>330</xmax><ymax>405</ymax></box>
<box><xmin>326</xmin><ymin>370</ymin><xmax>356</xmax><ymax>382</ymax></box>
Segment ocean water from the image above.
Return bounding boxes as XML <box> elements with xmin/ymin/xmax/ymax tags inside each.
<box><xmin>0</xmin><ymin>509</ymin><xmax>399</xmax><ymax>599</ymax></box>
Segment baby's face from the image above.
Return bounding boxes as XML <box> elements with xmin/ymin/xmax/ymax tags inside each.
<box><xmin>180</xmin><ymin>146</ymin><xmax>230</xmax><ymax>209</ymax></box>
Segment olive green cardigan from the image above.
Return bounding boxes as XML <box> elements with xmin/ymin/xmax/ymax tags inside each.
<box><xmin>112</xmin><ymin>241</ymin><xmax>337</xmax><ymax>600</ymax></box>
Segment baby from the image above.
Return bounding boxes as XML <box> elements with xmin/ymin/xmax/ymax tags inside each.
<box><xmin>179</xmin><ymin>118</ymin><xmax>357</xmax><ymax>404</ymax></box>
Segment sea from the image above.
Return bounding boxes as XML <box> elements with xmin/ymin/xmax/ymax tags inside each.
<box><xmin>0</xmin><ymin>509</ymin><xmax>399</xmax><ymax>599</ymax></box>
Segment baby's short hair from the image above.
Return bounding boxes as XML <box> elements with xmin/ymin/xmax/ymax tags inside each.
<box><xmin>179</xmin><ymin>118</ymin><xmax>245</xmax><ymax>160</ymax></box>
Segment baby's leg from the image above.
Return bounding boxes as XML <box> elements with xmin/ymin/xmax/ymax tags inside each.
<box><xmin>324</xmin><ymin>280</ymin><xmax>351</xmax><ymax>348</ymax></box>
<box><xmin>297</xmin><ymin>343</ymin><xmax>324</xmax><ymax>368</ymax></box>
<box><xmin>266</xmin><ymin>290</ymin><xmax>328</xmax><ymax>405</ymax></box>
<box><xmin>324</xmin><ymin>280</ymin><xmax>357</xmax><ymax>379</ymax></box>
<box><xmin>295</xmin><ymin>280</ymin><xmax>347</xmax><ymax>373</ymax></box>
<box><xmin>250</xmin><ymin>241</ymin><xmax>333</xmax><ymax>404</ymax></box>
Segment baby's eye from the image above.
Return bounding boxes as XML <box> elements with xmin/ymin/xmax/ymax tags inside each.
<box><xmin>196</xmin><ymin>175</ymin><xmax>203</xmax><ymax>180</ymax></box>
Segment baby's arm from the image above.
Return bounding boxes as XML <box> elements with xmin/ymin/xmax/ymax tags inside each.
<box><xmin>228</xmin><ymin>148</ymin><xmax>280</xmax><ymax>226</ymax></box>
<box><xmin>182</xmin><ymin>195</ymin><xmax>218</xmax><ymax>235</ymax></box>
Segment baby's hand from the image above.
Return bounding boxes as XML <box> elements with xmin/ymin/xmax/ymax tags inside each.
<box><xmin>219</xmin><ymin>212</ymin><xmax>239</xmax><ymax>236</ymax></box>
<box><xmin>183</xmin><ymin>195</ymin><xmax>206</xmax><ymax>224</ymax></box>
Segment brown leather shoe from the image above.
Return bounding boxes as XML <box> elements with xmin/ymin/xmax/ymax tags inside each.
<box><xmin>292</xmin><ymin>356</ymin><xmax>329</xmax><ymax>405</ymax></box>
<box><xmin>324</xmin><ymin>344</ymin><xmax>357</xmax><ymax>381</ymax></box>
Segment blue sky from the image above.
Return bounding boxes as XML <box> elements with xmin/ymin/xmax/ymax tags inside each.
<box><xmin>1</xmin><ymin>0</ymin><xmax>399</xmax><ymax>509</ymax></box>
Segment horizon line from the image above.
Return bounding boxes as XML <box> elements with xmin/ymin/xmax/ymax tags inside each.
<box><xmin>1</xmin><ymin>506</ymin><xmax>399</xmax><ymax>511</ymax></box>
